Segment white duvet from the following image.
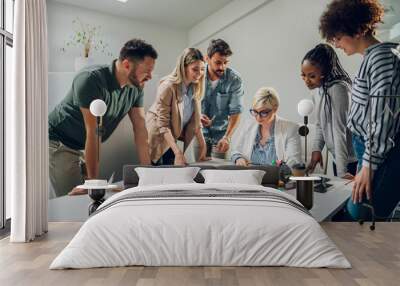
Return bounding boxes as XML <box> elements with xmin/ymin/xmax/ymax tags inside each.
<box><xmin>50</xmin><ymin>183</ymin><xmax>351</xmax><ymax>269</ymax></box>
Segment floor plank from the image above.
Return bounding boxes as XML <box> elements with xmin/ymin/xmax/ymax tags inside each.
<box><xmin>0</xmin><ymin>222</ymin><xmax>399</xmax><ymax>286</ymax></box>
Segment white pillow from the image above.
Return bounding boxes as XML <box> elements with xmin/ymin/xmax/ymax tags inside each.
<box><xmin>135</xmin><ymin>167</ymin><xmax>200</xmax><ymax>186</ymax></box>
<box><xmin>200</xmin><ymin>169</ymin><xmax>266</xmax><ymax>185</ymax></box>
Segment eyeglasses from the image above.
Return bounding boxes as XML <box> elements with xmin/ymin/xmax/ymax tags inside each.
<box><xmin>249</xmin><ymin>109</ymin><xmax>272</xmax><ymax>118</ymax></box>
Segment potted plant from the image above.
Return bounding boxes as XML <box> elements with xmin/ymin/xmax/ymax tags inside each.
<box><xmin>61</xmin><ymin>18</ymin><xmax>113</xmax><ymax>71</ymax></box>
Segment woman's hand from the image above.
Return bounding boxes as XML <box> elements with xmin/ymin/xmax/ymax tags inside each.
<box><xmin>341</xmin><ymin>173</ymin><xmax>355</xmax><ymax>180</ymax></box>
<box><xmin>235</xmin><ymin>158</ymin><xmax>249</xmax><ymax>166</ymax></box>
<box><xmin>307</xmin><ymin>151</ymin><xmax>323</xmax><ymax>173</ymax></box>
<box><xmin>352</xmin><ymin>166</ymin><xmax>373</xmax><ymax>204</ymax></box>
<box><xmin>197</xmin><ymin>144</ymin><xmax>211</xmax><ymax>162</ymax></box>
<box><xmin>174</xmin><ymin>152</ymin><xmax>187</xmax><ymax>166</ymax></box>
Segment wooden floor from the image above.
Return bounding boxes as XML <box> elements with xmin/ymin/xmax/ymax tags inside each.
<box><xmin>0</xmin><ymin>222</ymin><xmax>399</xmax><ymax>286</ymax></box>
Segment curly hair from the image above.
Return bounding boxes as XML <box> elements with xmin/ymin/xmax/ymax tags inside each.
<box><xmin>319</xmin><ymin>0</ymin><xmax>384</xmax><ymax>41</ymax></box>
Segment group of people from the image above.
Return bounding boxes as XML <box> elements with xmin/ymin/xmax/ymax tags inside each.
<box><xmin>49</xmin><ymin>0</ymin><xmax>400</xmax><ymax>221</ymax></box>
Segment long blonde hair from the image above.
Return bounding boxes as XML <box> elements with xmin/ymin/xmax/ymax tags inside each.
<box><xmin>164</xmin><ymin>48</ymin><xmax>205</xmax><ymax>101</ymax></box>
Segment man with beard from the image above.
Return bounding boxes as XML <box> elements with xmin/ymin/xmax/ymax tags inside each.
<box><xmin>48</xmin><ymin>39</ymin><xmax>157</xmax><ymax>197</ymax></box>
<box><xmin>201</xmin><ymin>39</ymin><xmax>244</xmax><ymax>156</ymax></box>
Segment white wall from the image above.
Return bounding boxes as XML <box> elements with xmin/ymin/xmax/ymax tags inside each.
<box><xmin>47</xmin><ymin>0</ymin><xmax>367</xmax><ymax>184</ymax></box>
<box><xmin>189</xmin><ymin>0</ymin><xmax>363</xmax><ymax>123</ymax></box>
<box><xmin>47</xmin><ymin>1</ymin><xmax>188</xmax><ymax>181</ymax></box>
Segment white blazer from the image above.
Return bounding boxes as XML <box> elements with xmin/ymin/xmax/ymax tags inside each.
<box><xmin>230</xmin><ymin>116</ymin><xmax>302</xmax><ymax>168</ymax></box>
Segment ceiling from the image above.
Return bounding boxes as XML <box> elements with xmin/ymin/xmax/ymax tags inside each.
<box><xmin>51</xmin><ymin>0</ymin><xmax>233</xmax><ymax>29</ymax></box>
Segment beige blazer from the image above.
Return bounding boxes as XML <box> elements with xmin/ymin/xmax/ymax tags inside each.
<box><xmin>146</xmin><ymin>78</ymin><xmax>201</xmax><ymax>162</ymax></box>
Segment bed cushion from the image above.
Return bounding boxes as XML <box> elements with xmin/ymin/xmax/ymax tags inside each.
<box><xmin>135</xmin><ymin>167</ymin><xmax>201</xmax><ymax>186</ymax></box>
<box><xmin>123</xmin><ymin>164</ymin><xmax>279</xmax><ymax>188</ymax></box>
<box><xmin>200</xmin><ymin>169</ymin><xmax>266</xmax><ymax>185</ymax></box>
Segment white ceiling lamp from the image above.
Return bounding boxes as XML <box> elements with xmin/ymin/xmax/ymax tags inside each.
<box><xmin>116</xmin><ymin>0</ymin><xmax>128</xmax><ymax>3</ymax></box>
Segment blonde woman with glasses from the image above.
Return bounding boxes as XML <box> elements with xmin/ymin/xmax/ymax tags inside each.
<box><xmin>147</xmin><ymin>48</ymin><xmax>209</xmax><ymax>165</ymax></box>
<box><xmin>231</xmin><ymin>87</ymin><xmax>302</xmax><ymax>168</ymax></box>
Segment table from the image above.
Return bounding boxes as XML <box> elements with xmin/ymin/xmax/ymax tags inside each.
<box><xmin>48</xmin><ymin>161</ymin><xmax>353</xmax><ymax>222</ymax></box>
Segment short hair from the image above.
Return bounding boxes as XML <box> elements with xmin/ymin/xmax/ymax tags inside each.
<box><xmin>252</xmin><ymin>87</ymin><xmax>280</xmax><ymax>110</ymax></box>
<box><xmin>207</xmin><ymin>39</ymin><xmax>233</xmax><ymax>58</ymax></box>
<box><xmin>119</xmin><ymin>39</ymin><xmax>158</xmax><ymax>62</ymax></box>
<box><xmin>319</xmin><ymin>0</ymin><xmax>384</xmax><ymax>42</ymax></box>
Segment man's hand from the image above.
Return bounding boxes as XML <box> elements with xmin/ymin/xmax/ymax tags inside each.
<box><xmin>174</xmin><ymin>152</ymin><xmax>188</xmax><ymax>166</ymax></box>
<box><xmin>216</xmin><ymin>137</ymin><xmax>230</xmax><ymax>153</ymax></box>
<box><xmin>307</xmin><ymin>151</ymin><xmax>323</xmax><ymax>173</ymax></box>
<box><xmin>201</xmin><ymin>114</ymin><xmax>212</xmax><ymax>127</ymax></box>
<box><xmin>68</xmin><ymin>187</ymin><xmax>88</xmax><ymax>196</ymax></box>
<box><xmin>352</xmin><ymin>166</ymin><xmax>374</xmax><ymax>204</ymax></box>
<box><xmin>235</xmin><ymin>158</ymin><xmax>249</xmax><ymax>166</ymax></box>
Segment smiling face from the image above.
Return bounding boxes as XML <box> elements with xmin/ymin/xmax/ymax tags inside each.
<box><xmin>332</xmin><ymin>34</ymin><xmax>360</xmax><ymax>56</ymax></box>
<box><xmin>301</xmin><ymin>60</ymin><xmax>324</xmax><ymax>90</ymax></box>
<box><xmin>207</xmin><ymin>52</ymin><xmax>230</xmax><ymax>79</ymax></box>
<box><xmin>185</xmin><ymin>60</ymin><xmax>205</xmax><ymax>84</ymax></box>
<box><xmin>125</xmin><ymin>56</ymin><xmax>155</xmax><ymax>89</ymax></box>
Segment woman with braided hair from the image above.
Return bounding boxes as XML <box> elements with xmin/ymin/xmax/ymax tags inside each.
<box><xmin>301</xmin><ymin>43</ymin><xmax>358</xmax><ymax>178</ymax></box>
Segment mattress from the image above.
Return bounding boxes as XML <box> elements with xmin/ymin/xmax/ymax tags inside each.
<box><xmin>50</xmin><ymin>183</ymin><xmax>350</xmax><ymax>269</ymax></box>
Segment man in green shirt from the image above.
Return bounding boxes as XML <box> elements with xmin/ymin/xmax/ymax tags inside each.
<box><xmin>49</xmin><ymin>39</ymin><xmax>157</xmax><ymax>197</ymax></box>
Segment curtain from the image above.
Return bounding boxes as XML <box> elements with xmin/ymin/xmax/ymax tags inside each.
<box><xmin>8</xmin><ymin>0</ymin><xmax>48</xmax><ymax>242</ymax></box>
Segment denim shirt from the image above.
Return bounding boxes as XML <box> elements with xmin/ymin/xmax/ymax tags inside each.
<box><xmin>250</xmin><ymin>123</ymin><xmax>277</xmax><ymax>165</ymax></box>
<box><xmin>181</xmin><ymin>83</ymin><xmax>194</xmax><ymax>129</ymax></box>
<box><xmin>202</xmin><ymin>65</ymin><xmax>244</xmax><ymax>144</ymax></box>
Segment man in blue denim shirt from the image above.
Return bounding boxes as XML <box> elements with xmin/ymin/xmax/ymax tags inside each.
<box><xmin>201</xmin><ymin>39</ymin><xmax>244</xmax><ymax>155</ymax></box>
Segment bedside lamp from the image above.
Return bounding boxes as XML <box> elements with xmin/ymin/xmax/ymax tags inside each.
<box><xmin>290</xmin><ymin>99</ymin><xmax>320</xmax><ymax>210</ymax></box>
<box><xmin>90</xmin><ymin>99</ymin><xmax>107</xmax><ymax>164</ymax></box>
<box><xmin>297</xmin><ymin>99</ymin><xmax>314</xmax><ymax>166</ymax></box>
<box><xmin>87</xmin><ymin>99</ymin><xmax>107</xmax><ymax>215</ymax></box>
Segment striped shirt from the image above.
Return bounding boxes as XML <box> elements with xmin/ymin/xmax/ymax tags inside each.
<box><xmin>348</xmin><ymin>42</ymin><xmax>400</xmax><ymax>170</ymax></box>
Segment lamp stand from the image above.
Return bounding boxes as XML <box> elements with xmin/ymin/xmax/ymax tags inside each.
<box><xmin>88</xmin><ymin>115</ymin><xmax>105</xmax><ymax>216</ymax></box>
<box><xmin>298</xmin><ymin>115</ymin><xmax>310</xmax><ymax>175</ymax></box>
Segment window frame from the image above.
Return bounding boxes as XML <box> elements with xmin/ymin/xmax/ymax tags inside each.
<box><xmin>0</xmin><ymin>0</ymin><xmax>14</xmax><ymax>232</ymax></box>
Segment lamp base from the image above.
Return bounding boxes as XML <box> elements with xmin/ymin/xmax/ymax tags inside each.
<box><xmin>88</xmin><ymin>189</ymin><xmax>106</xmax><ymax>215</ymax></box>
<box><xmin>296</xmin><ymin>180</ymin><xmax>314</xmax><ymax>210</ymax></box>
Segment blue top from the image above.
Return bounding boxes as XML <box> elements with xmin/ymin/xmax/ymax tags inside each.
<box><xmin>181</xmin><ymin>83</ymin><xmax>194</xmax><ymax>129</ymax></box>
<box><xmin>231</xmin><ymin>122</ymin><xmax>277</xmax><ymax>165</ymax></box>
<box><xmin>250</xmin><ymin>122</ymin><xmax>278</xmax><ymax>165</ymax></box>
<box><xmin>201</xmin><ymin>65</ymin><xmax>244</xmax><ymax>144</ymax></box>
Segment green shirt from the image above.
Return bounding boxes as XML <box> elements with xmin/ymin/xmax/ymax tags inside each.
<box><xmin>49</xmin><ymin>60</ymin><xmax>144</xmax><ymax>150</ymax></box>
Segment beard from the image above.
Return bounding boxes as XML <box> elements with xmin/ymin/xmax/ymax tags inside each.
<box><xmin>127</xmin><ymin>65</ymin><xmax>143</xmax><ymax>89</ymax></box>
<box><xmin>213</xmin><ymin>68</ymin><xmax>224</xmax><ymax>78</ymax></box>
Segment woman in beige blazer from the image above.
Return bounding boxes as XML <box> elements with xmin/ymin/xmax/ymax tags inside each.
<box><xmin>230</xmin><ymin>87</ymin><xmax>302</xmax><ymax>168</ymax></box>
<box><xmin>147</xmin><ymin>48</ymin><xmax>208</xmax><ymax>165</ymax></box>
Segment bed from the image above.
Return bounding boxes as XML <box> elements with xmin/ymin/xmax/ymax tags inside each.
<box><xmin>50</xmin><ymin>166</ymin><xmax>350</xmax><ymax>269</ymax></box>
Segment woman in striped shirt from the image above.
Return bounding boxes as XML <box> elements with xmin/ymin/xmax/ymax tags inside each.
<box><xmin>301</xmin><ymin>44</ymin><xmax>358</xmax><ymax>179</ymax></box>
<box><xmin>320</xmin><ymin>0</ymin><xmax>400</xmax><ymax>220</ymax></box>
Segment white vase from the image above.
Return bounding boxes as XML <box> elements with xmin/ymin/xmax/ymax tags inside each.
<box><xmin>74</xmin><ymin>57</ymin><xmax>94</xmax><ymax>72</ymax></box>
